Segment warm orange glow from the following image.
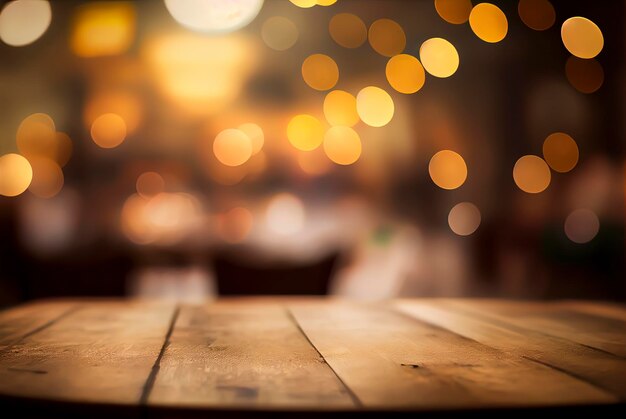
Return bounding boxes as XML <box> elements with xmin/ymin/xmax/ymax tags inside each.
<box><xmin>323</xmin><ymin>90</ymin><xmax>359</xmax><ymax>127</ymax></box>
<box><xmin>513</xmin><ymin>155</ymin><xmax>551</xmax><ymax>193</ymax></box>
<box><xmin>298</xmin><ymin>150</ymin><xmax>332</xmax><ymax>176</ymax></box>
<box><xmin>218</xmin><ymin>207</ymin><xmax>253</xmax><ymax>243</ymax></box>
<box><xmin>469</xmin><ymin>3</ymin><xmax>508</xmax><ymax>43</ymax></box>
<box><xmin>136</xmin><ymin>172</ymin><xmax>165</xmax><ymax>198</ymax></box>
<box><xmin>323</xmin><ymin>126</ymin><xmax>362</xmax><ymax>166</ymax></box>
<box><xmin>90</xmin><ymin>113</ymin><xmax>127</xmax><ymax>148</ymax></box>
<box><xmin>317</xmin><ymin>0</ymin><xmax>337</xmax><ymax>5</ymax></box>
<box><xmin>266</xmin><ymin>193</ymin><xmax>305</xmax><ymax>235</ymax></box>
<box><xmin>565</xmin><ymin>209</ymin><xmax>600</xmax><ymax>244</ymax></box>
<box><xmin>542</xmin><ymin>132</ymin><xmax>579</xmax><ymax>173</ymax></box>
<box><xmin>419</xmin><ymin>38</ymin><xmax>459</xmax><ymax>78</ymax></box>
<box><xmin>368</xmin><ymin>19</ymin><xmax>406</xmax><ymax>57</ymax></box>
<box><xmin>518</xmin><ymin>0</ymin><xmax>555</xmax><ymax>31</ymax></box>
<box><xmin>70</xmin><ymin>2</ymin><xmax>135</xmax><ymax>57</ymax></box>
<box><xmin>0</xmin><ymin>0</ymin><xmax>51</xmax><ymax>47</ymax></box>
<box><xmin>386</xmin><ymin>54</ymin><xmax>426</xmax><ymax>94</ymax></box>
<box><xmin>261</xmin><ymin>16</ymin><xmax>298</xmax><ymax>51</ymax></box>
<box><xmin>329</xmin><ymin>13</ymin><xmax>367</xmax><ymax>48</ymax></box>
<box><xmin>429</xmin><ymin>150</ymin><xmax>467</xmax><ymax>190</ymax></box>
<box><xmin>84</xmin><ymin>91</ymin><xmax>142</xmax><ymax>134</ymax></box>
<box><xmin>561</xmin><ymin>17</ymin><xmax>604</xmax><ymax>59</ymax></box>
<box><xmin>565</xmin><ymin>57</ymin><xmax>604</xmax><ymax>94</ymax></box>
<box><xmin>356</xmin><ymin>86</ymin><xmax>394</xmax><ymax>127</ymax></box>
<box><xmin>301</xmin><ymin>54</ymin><xmax>339</xmax><ymax>91</ymax></box>
<box><xmin>435</xmin><ymin>0</ymin><xmax>473</xmax><ymax>25</ymax></box>
<box><xmin>16</xmin><ymin>113</ymin><xmax>56</xmax><ymax>160</ymax></box>
<box><xmin>238</xmin><ymin>123</ymin><xmax>264</xmax><ymax>155</ymax></box>
<box><xmin>448</xmin><ymin>202</ymin><xmax>481</xmax><ymax>236</ymax></box>
<box><xmin>287</xmin><ymin>114</ymin><xmax>324</xmax><ymax>151</ymax></box>
<box><xmin>0</xmin><ymin>153</ymin><xmax>33</xmax><ymax>197</ymax></box>
<box><xmin>27</xmin><ymin>156</ymin><xmax>64</xmax><ymax>199</ymax></box>
<box><xmin>289</xmin><ymin>0</ymin><xmax>316</xmax><ymax>8</ymax></box>
<box><xmin>213</xmin><ymin>128</ymin><xmax>253</xmax><ymax>167</ymax></box>
<box><xmin>53</xmin><ymin>132</ymin><xmax>73</xmax><ymax>168</ymax></box>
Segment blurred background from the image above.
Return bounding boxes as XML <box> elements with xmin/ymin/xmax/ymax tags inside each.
<box><xmin>0</xmin><ymin>0</ymin><xmax>623</xmax><ymax>306</ymax></box>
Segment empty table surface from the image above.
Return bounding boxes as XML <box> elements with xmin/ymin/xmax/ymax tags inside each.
<box><xmin>0</xmin><ymin>298</ymin><xmax>624</xmax><ymax>417</ymax></box>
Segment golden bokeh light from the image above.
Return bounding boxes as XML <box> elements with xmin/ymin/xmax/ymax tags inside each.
<box><xmin>136</xmin><ymin>172</ymin><xmax>165</xmax><ymax>199</ymax></box>
<box><xmin>287</xmin><ymin>114</ymin><xmax>324</xmax><ymax>151</ymax></box>
<box><xmin>84</xmin><ymin>91</ymin><xmax>142</xmax><ymax>134</ymax></box>
<box><xmin>428</xmin><ymin>150</ymin><xmax>468</xmax><ymax>190</ymax></box>
<box><xmin>368</xmin><ymin>18</ymin><xmax>406</xmax><ymax>57</ymax></box>
<box><xmin>27</xmin><ymin>156</ymin><xmax>64</xmax><ymax>199</ymax></box>
<box><xmin>298</xmin><ymin>150</ymin><xmax>332</xmax><ymax>176</ymax></box>
<box><xmin>356</xmin><ymin>86</ymin><xmax>395</xmax><ymax>127</ymax></box>
<box><xmin>419</xmin><ymin>38</ymin><xmax>459</xmax><ymax>78</ymax></box>
<box><xmin>323</xmin><ymin>90</ymin><xmax>359</xmax><ymax>127</ymax></box>
<box><xmin>435</xmin><ymin>0</ymin><xmax>473</xmax><ymax>25</ymax></box>
<box><xmin>238</xmin><ymin>123</ymin><xmax>264</xmax><ymax>155</ymax></box>
<box><xmin>0</xmin><ymin>0</ymin><xmax>51</xmax><ymax>47</ymax></box>
<box><xmin>329</xmin><ymin>13</ymin><xmax>367</xmax><ymax>48</ymax></box>
<box><xmin>90</xmin><ymin>113</ymin><xmax>127</xmax><ymax>149</ymax></box>
<box><xmin>266</xmin><ymin>193</ymin><xmax>305</xmax><ymax>235</ymax></box>
<box><xmin>565</xmin><ymin>56</ymin><xmax>604</xmax><ymax>94</ymax></box>
<box><xmin>16</xmin><ymin>113</ymin><xmax>56</xmax><ymax>159</ymax></box>
<box><xmin>469</xmin><ymin>3</ymin><xmax>508</xmax><ymax>43</ymax></box>
<box><xmin>386</xmin><ymin>54</ymin><xmax>426</xmax><ymax>94</ymax></box>
<box><xmin>561</xmin><ymin>17</ymin><xmax>604</xmax><ymax>59</ymax></box>
<box><xmin>564</xmin><ymin>209</ymin><xmax>599</xmax><ymax>244</ymax></box>
<box><xmin>448</xmin><ymin>202</ymin><xmax>481</xmax><ymax>236</ymax></box>
<box><xmin>261</xmin><ymin>16</ymin><xmax>298</xmax><ymax>51</ymax></box>
<box><xmin>301</xmin><ymin>54</ymin><xmax>339</xmax><ymax>91</ymax></box>
<box><xmin>323</xmin><ymin>126</ymin><xmax>362</xmax><ymax>166</ymax></box>
<box><xmin>53</xmin><ymin>132</ymin><xmax>73</xmax><ymax>167</ymax></box>
<box><xmin>0</xmin><ymin>153</ymin><xmax>33</xmax><ymax>197</ymax></box>
<box><xmin>317</xmin><ymin>0</ymin><xmax>338</xmax><ymax>5</ymax></box>
<box><xmin>513</xmin><ymin>155</ymin><xmax>551</xmax><ymax>193</ymax></box>
<box><xmin>289</xmin><ymin>0</ymin><xmax>316</xmax><ymax>7</ymax></box>
<box><xmin>518</xmin><ymin>0</ymin><xmax>555</xmax><ymax>31</ymax></box>
<box><xmin>218</xmin><ymin>207</ymin><xmax>253</xmax><ymax>243</ymax></box>
<box><xmin>213</xmin><ymin>128</ymin><xmax>253</xmax><ymax>167</ymax></box>
<box><xmin>164</xmin><ymin>0</ymin><xmax>263</xmax><ymax>33</ymax></box>
<box><xmin>70</xmin><ymin>1</ymin><xmax>135</xmax><ymax>57</ymax></box>
<box><xmin>542</xmin><ymin>132</ymin><xmax>579</xmax><ymax>173</ymax></box>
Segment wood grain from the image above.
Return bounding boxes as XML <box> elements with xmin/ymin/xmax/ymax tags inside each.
<box><xmin>560</xmin><ymin>301</ymin><xmax>626</xmax><ymax>322</ymax></box>
<box><xmin>289</xmin><ymin>301</ymin><xmax>615</xmax><ymax>409</ymax></box>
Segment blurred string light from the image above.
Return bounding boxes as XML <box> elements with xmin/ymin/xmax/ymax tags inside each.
<box><xmin>542</xmin><ymin>132</ymin><xmax>579</xmax><ymax>173</ymax></box>
<box><xmin>419</xmin><ymin>38</ymin><xmax>459</xmax><ymax>78</ymax></box>
<box><xmin>289</xmin><ymin>0</ymin><xmax>337</xmax><ymax>8</ymax></box>
<box><xmin>323</xmin><ymin>126</ymin><xmax>362</xmax><ymax>165</ymax></box>
<box><xmin>287</xmin><ymin>114</ymin><xmax>324</xmax><ymax>151</ymax></box>
<box><xmin>0</xmin><ymin>153</ymin><xmax>32</xmax><ymax>197</ymax></box>
<box><xmin>356</xmin><ymin>86</ymin><xmax>394</xmax><ymax>127</ymax></box>
<box><xmin>164</xmin><ymin>0</ymin><xmax>264</xmax><ymax>33</ymax></box>
<box><xmin>564</xmin><ymin>208</ymin><xmax>599</xmax><ymax>244</ymax></box>
<box><xmin>469</xmin><ymin>3</ymin><xmax>508</xmax><ymax>43</ymax></box>
<box><xmin>84</xmin><ymin>91</ymin><xmax>143</xmax><ymax>134</ymax></box>
<box><xmin>298</xmin><ymin>149</ymin><xmax>331</xmax><ymax>176</ymax></box>
<box><xmin>27</xmin><ymin>156</ymin><xmax>63</xmax><ymax>199</ymax></box>
<box><xmin>513</xmin><ymin>155</ymin><xmax>551</xmax><ymax>193</ymax></box>
<box><xmin>434</xmin><ymin>0</ymin><xmax>473</xmax><ymax>25</ymax></box>
<box><xmin>301</xmin><ymin>53</ymin><xmax>339</xmax><ymax>91</ymax></box>
<box><xmin>16</xmin><ymin>113</ymin><xmax>72</xmax><ymax>169</ymax></box>
<box><xmin>90</xmin><ymin>113</ymin><xmax>127</xmax><ymax>148</ymax></box>
<box><xmin>136</xmin><ymin>172</ymin><xmax>165</xmax><ymax>199</ymax></box>
<box><xmin>428</xmin><ymin>150</ymin><xmax>467</xmax><ymax>190</ymax></box>
<box><xmin>218</xmin><ymin>207</ymin><xmax>253</xmax><ymax>243</ymax></box>
<box><xmin>238</xmin><ymin>123</ymin><xmax>264</xmax><ymax>155</ymax></box>
<box><xmin>213</xmin><ymin>128</ymin><xmax>253</xmax><ymax>167</ymax></box>
<box><xmin>266</xmin><ymin>193</ymin><xmax>305</xmax><ymax>235</ymax></box>
<box><xmin>561</xmin><ymin>17</ymin><xmax>603</xmax><ymax>59</ymax></box>
<box><xmin>0</xmin><ymin>0</ymin><xmax>51</xmax><ymax>46</ymax></box>
<box><xmin>448</xmin><ymin>202</ymin><xmax>481</xmax><ymax>236</ymax></box>
<box><xmin>261</xmin><ymin>16</ymin><xmax>298</xmax><ymax>51</ymax></box>
<box><xmin>518</xmin><ymin>0</ymin><xmax>555</xmax><ymax>31</ymax></box>
<box><xmin>329</xmin><ymin>13</ymin><xmax>367</xmax><ymax>48</ymax></box>
<box><xmin>323</xmin><ymin>90</ymin><xmax>359</xmax><ymax>127</ymax></box>
<box><xmin>70</xmin><ymin>1</ymin><xmax>135</xmax><ymax>57</ymax></box>
<box><xmin>565</xmin><ymin>57</ymin><xmax>604</xmax><ymax>94</ymax></box>
<box><xmin>385</xmin><ymin>54</ymin><xmax>426</xmax><ymax>94</ymax></box>
<box><xmin>368</xmin><ymin>18</ymin><xmax>406</xmax><ymax>57</ymax></box>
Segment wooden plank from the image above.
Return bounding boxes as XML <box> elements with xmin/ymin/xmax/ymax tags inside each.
<box><xmin>289</xmin><ymin>301</ymin><xmax>615</xmax><ymax>409</ymax></box>
<box><xmin>0</xmin><ymin>300</ymin><xmax>176</xmax><ymax>405</ymax></box>
<box><xmin>560</xmin><ymin>301</ymin><xmax>626</xmax><ymax>322</ymax></box>
<box><xmin>396</xmin><ymin>300</ymin><xmax>626</xmax><ymax>400</ymax></box>
<box><xmin>148</xmin><ymin>301</ymin><xmax>355</xmax><ymax>409</ymax></box>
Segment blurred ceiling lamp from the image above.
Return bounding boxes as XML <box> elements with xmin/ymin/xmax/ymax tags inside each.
<box><xmin>419</xmin><ymin>38</ymin><xmax>459</xmax><ymax>78</ymax></box>
<box><xmin>356</xmin><ymin>86</ymin><xmax>394</xmax><ymax>127</ymax></box>
<box><xmin>428</xmin><ymin>150</ymin><xmax>467</xmax><ymax>190</ymax></box>
<box><xmin>324</xmin><ymin>90</ymin><xmax>359</xmax><ymax>127</ymax></box>
<box><xmin>469</xmin><ymin>3</ymin><xmax>508</xmax><ymax>43</ymax></box>
<box><xmin>266</xmin><ymin>193</ymin><xmax>305</xmax><ymax>236</ymax></box>
<box><xmin>213</xmin><ymin>128</ymin><xmax>253</xmax><ymax>167</ymax></box>
<box><xmin>565</xmin><ymin>57</ymin><xmax>604</xmax><ymax>94</ymax></box>
<box><xmin>448</xmin><ymin>202</ymin><xmax>481</xmax><ymax>236</ymax></box>
<box><xmin>564</xmin><ymin>209</ymin><xmax>599</xmax><ymax>244</ymax></box>
<box><xmin>164</xmin><ymin>0</ymin><xmax>263</xmax><ymax>33</ymax></box>
<box><xmin>0</xmin><ymin>153</ymin><xmax>33</xmax><ymax>197</ymax></box>
<box><xmin>518</xmin><ymin>0</ymin><xmax>555</xmax><ymax>31</ymax></box>
<box><xmin>561</xmin><ymin>17</ymin><xmax>603</xmax><ymax>59</ymax></box>
<box><xmin>386</xmin><ymin>54</ymin><xmax>426</xmax><ymax>94</ymax></box>
<box><xmin>261</xmin><ymin>16</ymin><xmax>298</xmax><ymax>51</ymax></box>
<box><xmin>238</xmin><ymin>123</ymin><xmax>264</xmax><ymax>155</ymax></box>
<box><xmin>542</xmin><ymin>132</ymin><xmax>579</xmax><ymax>173</ymax></box>
<box><xmin>136</xmin><ymin>172</ymin><xmax>165</xmax><ymax>199</ymax></box>
<box><xmin>90</xmin><ymin>113</ymin><xmax>127</xmax><ymax>148</ymax></box>
<box><xmin>323</xmin><ymin>126</ymin><xmax>362</xmax><ymax>165</ymax></box>
<box><xmin>144</xmin><ymin>33</ymin><xmax>256</xmax><ymax>113</ymax></box>
<box><xmin>329</xmin><ymin>13</ymin><xmax>367</xmax><ymax>48</ymax></box>
<box><xmin>287</xmin><ymin>114</ymin><xmax>324</xmax><ymax>151</ymax></box>
<box><xmin>84</xmin><ymin>91</ymin><xmax>143</xmax><ymax>134</ymax></box>
<box><xmin>513</xmin><ymin>155</ymin><xmax>551</xmax><ymax>193</ymax></box>
<box><xmin>218</xmin><ymin>207</ymin><xmax>253</xmax><ymax>243</ymax></box>
<box><xmin>27</xmin><ymin>156</ymin><xmax>63</xmax><ymax>199</ymax></box>
<box><xmin>368</xmin><ymin>18</ymin><xmax>406</xmax><ymax>57</ymax></box>
<box><xmin>434</xmin><ymin>0</ymin><xmax>473</xmax><ymax>25</ymax></box>
<box><xmin>301</xmin><ymin>54</ymin><xmax>339</xmax><ymax>91</ymax></box>
<box><xmin>70</xmin><ymin>2</ymin><xmax>135</xmax><ymax>57</ymax></box>
<box><xmin>0</xmin><ymin>0</ymin><xmax>51</xmax><ymax>47</ymax></box>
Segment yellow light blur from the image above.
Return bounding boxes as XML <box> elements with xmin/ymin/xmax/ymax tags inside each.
<box><xmin>386</xmin><ymin>54</ymin><xmax>426</xmax><ymax>94</ymax></box>
<box><xmin>27</xmin><ymin>156</ymin><xmax>63</xmax><ymax>199</ymax></box>
<box><xmin>542</xmin><ymin>132</ymin><xmax>579</xmax><ymax>173</ymax></box>
<box><xmin>323</xmin><ymin>90</ymin><xmax>359</xmax><ymax>127</ymax></box>
<box><xmin>317</xmin><ymin>0</ymin><xmax>337</xmax><ymax>5</ymax></box>
<box><xmin>238</xmin><ymin>123</ymin><xmax>264</xmax><ymax>155</ymax></box>
<box><xmin>298</xmin><ymin>150</ymin><xmax>332</xmax><ymax>176</ymax></box>
<box><xmin>16</xmin><ymin>113</ymin><xmax>56</xmax><ymax>160</ymax></box>
<box><xmin>287</xmin><ymin>114</ymin><xmax>324</xmax><ymax>151</ymax></box>
<box><xmin>518</xmin><ymin>0</ymin><xmax>555</xmax><ymax>31</ymax></box>
<box><xmin>289</xmin><ymin>0</ymin><xmax>316</xmax><ymax>7</ymax></box>
<box><xmin>561</xmin><ymin>17</ymin><xmax>603</xmax><ymax>59</ymax></box>
<box><xmin>218</xmin><ymin>207</ymin><xmax>254</xmax><ymax>243</ymax></box>
<box><xmin>266</xmin><ymin>193</ymin><xmax>305</xmax><ymax>235</ymax></box>
<box><xmin>435</xmin><ymin>0</ymin><xmax>473</xmax><ymax>25</ymax></box>
<box><xmin>323</xmin><ymin>126</ymin><xmax>362</xmax><ymax>166</ymax></box>
<box><xmin>301</xmin><ymin>54</ymin><xmax>339</xmax><ymax>91</ymax></box>
<box><xmin>213</xmin><ymin>128</ymin><xmax>253</xmax><ymax>167</ymax></box>
<box><xmin>0</xmin><ymin>153</ymin><xmax>33</xmax><ymax>197</ymax></box>
<box><xmin>420</xmin><ymin>38</ymin><xmax>459</xmax><ymax>78</ymax></box>
<box><xmin>0</xmin><ymin>0</ymin><xmax>51</xmax><ymax>47</ymax></box>
<box><xmin>329</xmin><ymin>13</ymin><xmax>367</xmax><ymax>48</ymax></box>
<box><xmin>164</xmin><ymin>0</ymin><xmax>264</xmax><ymax>33</ymax></box>
<box><xmin>70</xmin><ymin>2</ymin><xmax>135</xmax><ymax>57</ymax></box>
<box><xmin>368</xmin><ymin>19</ymin><xmax>406</xmax><ymax>57</ymax></box>
<box><xmin>448</xmin><ymin>202</ymin><xmax>481</xmax><ymax>236</ymax></box>
<box><xmin>90</xmin><ymin>113</ymin><xmax>127</xmax><ymax>148</ymax></box>
<box><xmin>356</xmin><ymin>86</ymin><xmax>394</xmax><ymax>127</ymax></box>
<box><xmin>565</xmin><ymin>57</ymin><xmax>604</xmax><ymax>94</ymax></box>
<box><xmin>469</xmin><ymin>3</ymin><xmax>508</xmax><ymax>43</ymax></box>
<box><xmin>136</xmin><ymin>172</ymin><xmax>165</xmax><ymax>199</ymax></box>
<box><xmin>428</xmin><ymin>150</ymin><xmax>467</xmax><ymax>190</ymax></box>
<box><xmin>513</xmin><ymin>155</ymin><xmax>551</xmax><ymax>193</ymax></box>
<box><xmin>84</xmin><ymin>91</ymin><xmax>142</xmax><ymax>134</ymax></box>
<box><xmin>565</xmin><ymin>209</ymin><xmax>599</xmax><ymax>244</ymax></box>
<box><xmin>261</xmin><ymin>16</ymin><xmax>298</xmax><ymax>51</ymax></box>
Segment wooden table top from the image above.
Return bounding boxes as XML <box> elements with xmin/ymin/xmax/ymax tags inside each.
<box><xmin>0</xmin><ymin>298</ymin><xmax>624</xmax><ymax>417</ymax></box>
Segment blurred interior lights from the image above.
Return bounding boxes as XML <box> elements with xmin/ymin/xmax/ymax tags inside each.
<box><xmin>513</xmin><ymin>155</ymin><xmax>551</xmax><ymax>193</ymax></box>
<box><xmin>435</xmin><ymin>0</ymin><xmax>472</xmax><ymax>25</ymax></box>
<box><xmin>213</xmin><ymin>128</ymin><xmax>253</xmax><ymax>167</ymax></box>
<box><xmin>301</xmin><ymin>54</ymin><xmax>339</xmax><ymax>91</ymax></box>
<box><xmin>469</xmin><ymin>3</ymin><xmax>508</xmax><ymax>43</ymax></box>
<box><xmin>564</xmin><ymin>208</ymin><xmax>600</xmax><ymax>244</ymax></box>
<box><xmin>428</xmin><ymin>150</ymin><xmax>467</xmax><ymax>190</ymax></box>
<box><xmin>0</xmin><ymin>153</ymin><xmax>33</xmax><ymax>197</ymax></box>
<box><xmin>448</xmin><ymin>202</ymin><xmax>481</xmax><ymax>236</ymax></box>
<box><xmin>518</xmin><ymin>0</ymin><xmax>555</xmax><ymax>31</ymax></box>
<box><xmin>368</xmin><ymin>18</ymin><xmax>406</xmax><ymax>57</ymax></box>
<box><xmin>266</xmin><ymin>193</ymin><xmax>305</xmax><ymax>235</ymax></box>
<box><xmin>561</xmin><ymin>17</ymin><xmax>603</xmax><ymax>59</ymax></box>
<box><xmin>27</xmin><ymin>156</ymin><xmax>64</xmax><ymax>199</ymax></box>
<box><xmin>90</xmin><ymin>113</ymin><xmax>127</xmax><ymax>148</ymax></box>
<box><xmin>386</xmin><ymin>54</ymin><xmax>426</xmax><ymax>94</ymax></box>
<box><xmin>164</xmin><ymin>0</ymin><xmax>264</xmax><ymax>34</ymax></box>
<box><xmin>329</xmin><ymin>13</ymin><xmax>367</xmax><ymax>49</ymax></box>
<box><xmin>217</xmin><ymin>207</ymin><xmax>254</xmax><ymax>243</ymax></box>
<box><xmin>0</xmin><ymin>0</ymin><xmax>51</xmax><ymax>47</ymax></box>
<box><xmin>419</xmin><ymin>37</ymin><xmax>459</xmax><ymax>78</ymax></box>
<box><xmin>356</xmin><ymin>86</ymin><xmax>394</xmax><ymax>127</ymax></box>
<box><xmin>261</xmin><ymin>16</ymin><xmax>298</xmax><ymax>51</ymax></box>
<box><xmin>287</xmin><ymin>114</ymin><xmax>324</xmax><ymax>151</ymax></box>
<box><xmin>323</xmin><ymin>90</ymin><xmax>359</xmax><ymax>127</ymax></box>
<box><xmin>136</xmin><ymin>172</ymin><xmax>165</xmax><ymax>199</ymax></box>
<box><xmin>323</xmin><ymin>126</ymin><xmax>362</xmax><ymax>166</ymax></box>
<box><xmin>84</xmin><ymin>91</ymin><xmax>143</xmax><ymax>134</ymax></box>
